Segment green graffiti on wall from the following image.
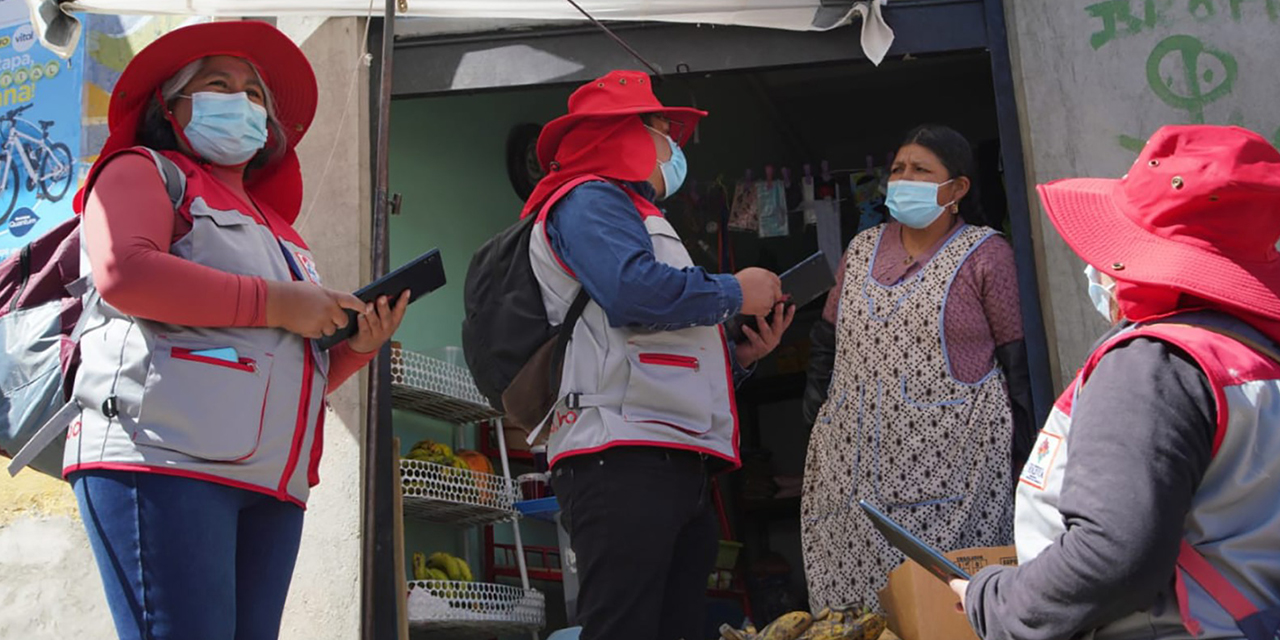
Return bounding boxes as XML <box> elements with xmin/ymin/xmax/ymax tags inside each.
<box><xmin>1146</xmin><ymin>34</ymin><xmax>1237</xmax><ymax>122</ymax></box>
<box><xmin>1086</xmin><ymin>0</ymin><xmax>1279</xmax><ymax>49</ymax></box>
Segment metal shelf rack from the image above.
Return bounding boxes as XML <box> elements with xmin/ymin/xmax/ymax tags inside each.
<box><xmin>391</xmin><ymin>346</ymin><xmax>542</xmax><ymax>639</ymax></box>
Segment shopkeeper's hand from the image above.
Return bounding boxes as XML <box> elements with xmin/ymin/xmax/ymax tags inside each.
<box><xmin>950</xmin><ymin>579</ymin><xmax>969</xmax><ymax>612</ymax></box>
<box><xmin>348</xmin><ymin>290</ymin><xmax>411</xmax><ymax>353</ymax></box>
<box><xmin>735</xmin><ymin>302</ymin><xmax>796</xmax><ymax>368</ymax></box>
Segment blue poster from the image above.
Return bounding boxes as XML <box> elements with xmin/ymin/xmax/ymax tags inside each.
<box><xmin>0</xmin><ymin>0</ymin><xmax>83</xmax><ymax>261</ymax></box>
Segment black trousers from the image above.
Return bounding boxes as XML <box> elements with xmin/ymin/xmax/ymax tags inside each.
<box><xmin>552</xmin><ymin>446</ymin><xmax>719</xmax><ymax>640</ymax></box>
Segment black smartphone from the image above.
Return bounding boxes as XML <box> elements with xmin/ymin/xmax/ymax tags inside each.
<box><xmin>859</xmin><ymin>499</ymin><xmax>971</xmax><ymax>583</ymax></box>
<box><xmin>315</xmin><ymin>249</ymin><xmax>446</xmax><ymax>351</ymax></box>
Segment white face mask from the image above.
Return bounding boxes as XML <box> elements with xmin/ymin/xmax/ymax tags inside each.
<box><xmin>886</xmin><ymin>179</ymin><xmax>956</xmax><ymax>229</ymax></box>
<box><xmin>180</xmin><ymin>91</ymin><xmax>268</xmax><ymax>166</ymax></box>
<box><xmin>1084</xmin><ymin>264</ymin><xmax>1116</xmax><ymax>322</ymax></box>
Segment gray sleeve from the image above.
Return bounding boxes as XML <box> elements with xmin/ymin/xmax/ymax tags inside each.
<box><xmin>965</xmin><ymin>337</ymin><xmax>1217</xmax><ymax>640</ymax></box>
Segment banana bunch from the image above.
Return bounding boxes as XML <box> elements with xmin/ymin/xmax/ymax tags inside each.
<box><xmin>412</xmin><ymin>552</ymin><xmax>440</xmax><ymax>581</ymax></box>
<box><xmin>404</xmin><ymin>440</ymin><xmax>481</xmax><ymax>500</ymax></box>
<box><xmin>721</xmin><ymin>611</ymin><xmax>810</xmax><ymax>640</ymax></box>
<box><xmin>719</xmin><ymin>606</ymin><xmax>886</xmax><ymax>640</ymax></box>
<box><xmin>428</xmin><ymin>551</ymin><xmax>473</xmax><ymax>582</ymax></box>
<box><xmin>405</xmin><ymin>439</ymin><xmax>456</xmax><ymax>466</ymax></box>
<box><xmin>802</xmin><ymin>604</ymin><xmax>886</xmax><ymax>640</ymax></box>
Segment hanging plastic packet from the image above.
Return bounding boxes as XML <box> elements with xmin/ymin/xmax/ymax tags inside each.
<box><xmin>802</xmin><ymin>172</ymin><xmax>818</xmax><ymax>226</ymax></box>
<box><xmin>728</xmin><ymin>170</ymin><xmax>760</xmax><ymax>232</ymax></box>
<box><xmin>816</xmin><ymin>192</ymin><xmax>842</xmax><ymax>276</ymax></box>
<box><xmin>757</xmin><ymin>169</ymin><xmax>790</xmax><ymax>239</ymax></box>
<box><xmin>851</xmin><ymin>171</ymin><xmax>886</xmax><ymax>234</ymax></box>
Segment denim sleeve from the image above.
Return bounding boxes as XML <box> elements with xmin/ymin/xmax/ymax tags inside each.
<box><xmin>545</xmin><ymin>181</ymin><xmax>742</xmax><ymax>329</ymax></box>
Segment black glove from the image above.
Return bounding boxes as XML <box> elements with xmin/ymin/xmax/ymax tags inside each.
<box><xmin>802</xmin><ymin>318</ymin><xmax>837</xmax><ymax>424</ymax></box>
<box><xmin>996</xmin><ymin>339</ymin><xmax>1035</xmax><ymax>480</ymax></box>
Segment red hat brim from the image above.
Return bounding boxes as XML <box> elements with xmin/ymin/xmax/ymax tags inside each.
<box><xmin>77</xmin><ymin>21</ymin><xmax>317</xmax><ymax>223</ymax></box>
<box><xmin>536</xmin><ymin>106</ymin><xmax>706</xmax><ymax>172</ymax></box>
<box><xmin>1040</xmin><ymin>177</ymin><xmax>1280</xmax><ymax>321</ymax></box>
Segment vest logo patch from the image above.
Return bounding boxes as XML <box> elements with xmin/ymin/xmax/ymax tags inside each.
<box><xmin>548</xmin><ymin>409</ymin><xmax>578</xmax><ymax>437</ymax></box>
<box><xmin>295</xmin><ymin>252</ymin><xmax>321</xmax><ymax>284</ymax></box>
<box><xmin>1019</xmin><ymin>431</ymin><xmax>1063</xmax><ymax>491</ymax></box>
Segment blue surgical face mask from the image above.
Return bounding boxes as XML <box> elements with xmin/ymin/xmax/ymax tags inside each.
<box><xmin>886</xmin><ymin>179</ymin><xmax>955</xmax><ymax>229</ymax></box>
<box><xmin>180</xmin><ymin>91</ymin><xmax>268</xmax><ymax>166</ymax></box>
<box><xmin>647</xmin><ymin>126</ymin><xmax>687</xmax><ymax>200</ymax></box>
<box><xmin>1084</xmin><ymin>264</ymin><xmax>1116</xmax><ymax>322</ymax></box>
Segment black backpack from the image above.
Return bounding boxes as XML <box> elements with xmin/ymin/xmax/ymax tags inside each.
<box><xmin>461</xmin><ymin>177</ymin><xmax>595</xmax><ymax>427</ymax></box>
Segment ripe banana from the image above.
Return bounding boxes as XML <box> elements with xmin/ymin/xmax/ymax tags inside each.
<box><xmin>455</xmin><ymin>556</ymin><xmax>474</xmax><ymax>582</ymax></box>
<box><xmin>759</xmin><ymin>611</ymin><xmax>814</xmax><ymax>640</ymax></box>
<box><xmin>426</xmin><ymin>552</ymin><xmax>474</xmax><ymax>582</ymax></box>
<box><xmin>411</xmin><ymin>553</ymin><xmax>428</xmax><ymax>580</ymax></box>
<box><xmin>800</xmin><ymin>610</ymin><xmax>886</xmax><ymax>640</ymax></box>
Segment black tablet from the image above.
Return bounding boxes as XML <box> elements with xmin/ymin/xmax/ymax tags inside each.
<box><xmin>859</xmin><ymin>499</ymin><xmax>971</xmax><ymax>583</ymax></box>
<box><xmin>316</xmin><ymin>249</ymin><xmax>446</xmax><ymax>351</ymax></box>
<box><xmin>780</xmin><ymin>250</ymin><xmax>838</xmax><ymax>309</ymax></box>
<box><xmin>729</xmin><ymin>251</ymin><xmax>836</xmax><ymax>340</ymax></box>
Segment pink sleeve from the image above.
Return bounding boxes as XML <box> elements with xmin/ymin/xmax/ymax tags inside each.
<box><xmin>326</xmin><ymin>342</ymin><xmax>377</xmax><ymax>393</ymax></box>
<box><xmin>975</xmin><ymin>236</ymin><xmax>1024</xmax><ymax>346</ymax></box>
<box><xmin>83</xmin><ymin>152</ymin><xmax>267</xmax><ymax>327</ymax></box>
<box><xmin>821</xmin><ymin>245</ymin><xmax>851</xmax><ymax>324</ymax></box>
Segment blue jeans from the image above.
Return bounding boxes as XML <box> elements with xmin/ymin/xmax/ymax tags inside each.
<box><xmin>71</xmin><ymin>470</ymin><xmax>305</xmax><ymax>640</ymax></box>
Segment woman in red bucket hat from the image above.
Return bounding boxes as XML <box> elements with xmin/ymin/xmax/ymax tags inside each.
<box><xmin>65</xmin><ymin>21</ymin><xmax>406</xmax><ymax>640</ymax></box>
<box><xmin>521</xmin><ymin>70</ymin><xmax>792</xmax><ymax>640</ymax></box>
<box><xmin>951</xmin><ymin>126</ymin><xmax>1280</xmax><ymax>640</ymax></box>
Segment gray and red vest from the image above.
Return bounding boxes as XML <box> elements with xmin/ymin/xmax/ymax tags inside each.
<box><xmin>527</xmin><ymin>177</ymin><xmax>739</xmax><ymax>469</ymax></box>
<box><xmin>64</xmin><ymin>149</ymin><xmax>330</xmax><ymax>507</ymax></box>
<box><xmin>1018</xmin><ymin>317</ymin><xmax>1280</xmax><ymax>640</ymax></box>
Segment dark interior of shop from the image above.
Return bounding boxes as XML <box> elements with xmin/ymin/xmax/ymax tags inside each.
<box><xmin>389</xmin><ymin>45</ymin><xmax>1009</xmax><ymax>637</ymax></box>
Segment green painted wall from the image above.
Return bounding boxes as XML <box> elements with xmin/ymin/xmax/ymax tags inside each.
<box><xmin>388</xmin><ymin>85</ymin><xmax>577</xmax><ymax>632</ymax></box>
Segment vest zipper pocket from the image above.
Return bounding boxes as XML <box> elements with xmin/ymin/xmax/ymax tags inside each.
<box><xmin>638</xmin><ymin>353</ymin><xmax>700</xmax><ymax>371</ymax></box>
<box><xmin>171</xmin><ymin>347</ymin><xmax>258</xmax><ymax>373</ymax></box>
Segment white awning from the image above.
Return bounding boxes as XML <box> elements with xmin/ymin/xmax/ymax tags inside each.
<box><xmin>32</xmin><ymin>0</ymin><xmax>894</xmax><ymax>63</ymax></box>
<box><xmin>62</xmin><ymin>0</ymin><xmax>849</xmax><ymax>31</ymax></box>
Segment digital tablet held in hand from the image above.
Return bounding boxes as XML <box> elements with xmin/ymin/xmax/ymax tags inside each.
<box><xmin>729</xmin><ymin>251</ymin><xmax>836</xmax><ymax>340</ymax></box>
<box><xmin>315</xmin><ymin>249</ymin><xmax>446</xmax><ymax>351</ymax></box>
<box><xmin>859</xmin><ymin>499</ymin><xmax>971</xmax><ymax>583</ymax></box>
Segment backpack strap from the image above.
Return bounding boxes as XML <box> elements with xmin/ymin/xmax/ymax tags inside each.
<box><xmin>550</xmin><ymin>289</ymin><xmax>590</xmax><ymax>384</ymax></box>
<box><xmin>139</xmin><ymin>148</ymin><xmax>188</xmax><ymax>211</ymax></box>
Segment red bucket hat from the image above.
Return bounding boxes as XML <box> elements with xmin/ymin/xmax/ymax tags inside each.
<box><xmin>1040</xmin><ymin>125</ymin><xmax>1280</xmax><ymax>320</ymax></box>
<box><xmin>74</xmin><ymin>20</ymin><xmax>318</xmax><ymax>224</ymax></box>
<box><xmin>536</xmin><ymin>70</ymin><xmax>706</xmax><ymax>172</ymax></box>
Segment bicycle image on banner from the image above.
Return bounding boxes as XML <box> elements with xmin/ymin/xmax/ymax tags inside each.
<box><xmin>0</xmin><ymin>0</ymin><xmax>83</xmax><ymax>261</ymax></box>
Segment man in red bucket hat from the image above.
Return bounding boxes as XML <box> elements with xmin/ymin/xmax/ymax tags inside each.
<box><xmin>526</xmin><ymin>70</ymin><xmax>791</xmax><ymax>639</ymax></box>
<box><xmin>952</xmin><ymin>125</ymin><xmax>1280</xmax><ymax>640</ymax></box>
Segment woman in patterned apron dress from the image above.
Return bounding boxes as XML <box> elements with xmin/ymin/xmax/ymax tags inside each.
<box><xmin>801</xmin><ymin>125</ymin><xmax>1031</xmax><ymax>612</ymax></box>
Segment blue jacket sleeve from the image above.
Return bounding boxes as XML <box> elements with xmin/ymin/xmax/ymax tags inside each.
<box><xmin>545</xmin><ymin>181</ymin><xmax>742</xmax><ymax>330</ymax></box>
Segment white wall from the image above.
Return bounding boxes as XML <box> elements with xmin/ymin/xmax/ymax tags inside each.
<box><xmin>276</xmin><ymin>15</ymin><xmax>372</xmax><ymax>640</ymax></box>
<box><xmin>1005</xmin><ymin>0</ymin><xmax>1280</xmax><ymax>385</ymax></box>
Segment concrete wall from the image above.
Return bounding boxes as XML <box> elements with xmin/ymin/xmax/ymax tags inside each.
<box><xmin>1004</xmin><ymin>0</ymin><xmax>1280</xmax><ymax>386</ymax></box>
<box><xmin>276</xmin><ymin>16</ymin><xmax>371</xmax><ymax>640</ymax></box>
<box><xmin>0</xmin><ymin>17</ymin><xmax>371</xmax><ymax>640</ymax></box>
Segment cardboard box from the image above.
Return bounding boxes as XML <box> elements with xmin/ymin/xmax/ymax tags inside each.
<box><xmin>878</xmin><ymin>545</ymin><xmax>1018</xmax><ymax>640</ymax></box>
